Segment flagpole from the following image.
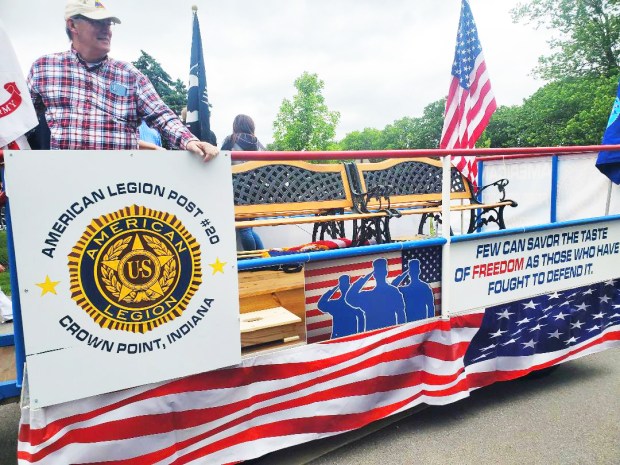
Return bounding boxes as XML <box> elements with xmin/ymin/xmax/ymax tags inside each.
<box><xmin>187</xmin><ymin>4</ymin><xmax>214</xmax><ymax>144</ymax></box>
<box><xmin>440</xmin><ymin>156</ymin><xmax>452</xmax><ymax>320</ymax></box>
<box><xmin>605</xmin><ymin>179</ymin><xmax>612</xmax><ymax>216</ymax></box>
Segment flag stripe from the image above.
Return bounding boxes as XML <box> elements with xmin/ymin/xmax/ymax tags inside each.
<box><xmin>305</xmin><ymin>257</ymin><xmax>402</xmax><ymax>279</ymax></box>
<box><xmin>20</xmin><ymin>321</ymin><xmax>480</xmax><ymax>463</ymax></box>
<box><xmin>19</xmin><ymin>316</ymin><xmax>480</xmax><ymax>446</ymax></box>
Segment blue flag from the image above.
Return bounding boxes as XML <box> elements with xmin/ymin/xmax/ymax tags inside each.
<box><xmin>186</xmin><ymin>10</ymin><xmax>214</xmax><ymax>144</ymax></box>
<box><xmin>596</xmin><ymin>79</ymin><xmax>620</xmax><ymax>184</ymax></box>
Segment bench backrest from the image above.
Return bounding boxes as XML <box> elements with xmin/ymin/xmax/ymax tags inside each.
<box><xmin>232</xmin><ymin>161</ymin><xmax>353</xmax><ymax>218</ymax></box>
<box><xmin>351</xmin><ymin>158</ymin><xmax>473</xmax><ymax>207</ymax></box>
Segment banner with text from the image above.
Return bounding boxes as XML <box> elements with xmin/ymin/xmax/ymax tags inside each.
<box><xmin>450</xmin><ymin>220</ymin><xmax>620</xmax><ymax>313</ymax></box>
<box><xmin>5</xmin><ymin>150</ymin><xmax>240</xmax><ymax>407</ymax></box>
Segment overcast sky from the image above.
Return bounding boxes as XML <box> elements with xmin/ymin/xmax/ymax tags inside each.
<box><xmin>0</xmin><ymin>0</ymin><xmax>552</xmax><ymax>146</ymax></box>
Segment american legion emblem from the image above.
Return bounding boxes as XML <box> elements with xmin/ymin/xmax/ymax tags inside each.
<box><xmin>68</xmin><ymin>205</ymin><xmax>202</xmax><ymax>333</ymax></box>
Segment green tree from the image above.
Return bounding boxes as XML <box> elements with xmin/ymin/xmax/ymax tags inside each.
<box><xmin>410</xmin><ymin>98</ymin><xmax>445</xmax><ymax>149</ymax></box>
<box><xmin>132</xmin><ymin>50</ymin><xmax>187</xmax><ymax>115</ymax></box>
<box><xmin>166</xmin><ymin>78</ymin><xmax>190</xmax><ymax>117</ymax></box>
<box><xmin>380</xmin><ymin>117</ymin><xmax>419</xmax><ymax>149</ymax></box>
<box><xmin>339</xmin><ymin>128</ymin><xmax>383</xmax><ymax>151</ymax></box>
<box><xmin>271</xmin><ymin>72</ymin><xmax>340</xmax><ymax>151</ymax></box>
<box><xmin>482</xmin><ymin>105</ymin><xmax>525</xmax><ymax>147</ymax></box>
<box><xmin>512</xmin><ymin>0</ymin><xmax>620</xmax><ymax>79</ymax></box>
<box><xmin>485</xmin><ymin>75</ymin><xmax>617</xmax><ymax>146</ymax></box>
<box><xmin>338</xmin><ymin>98</ymin><xmax>445</xmax><ymax>150</ymax></box>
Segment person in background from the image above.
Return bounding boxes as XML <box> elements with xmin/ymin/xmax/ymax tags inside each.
<box><xmin>222</xmin><ymin>114</ymin><xmax>265</xmax><ymax>251</ymax></box>
<box><xmin>221</xmin><ymin>114</ymin><xmax>266</xmax><ymax>152</ymax></box>
<box><xmin>27</xmin><ymin>0</ymin><xmax>217</xmax><ymax>162</ymax></box>
<box><xmin>138</xmin><ymin>120</ymin><xmax>163</xmax><ymax>150</ymax></box>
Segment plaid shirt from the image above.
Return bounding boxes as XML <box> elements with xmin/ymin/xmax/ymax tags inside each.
<box><xmin>28</xmin><ymin>49</ymin><xmax>197</xmax><ymax>150</ymax></box>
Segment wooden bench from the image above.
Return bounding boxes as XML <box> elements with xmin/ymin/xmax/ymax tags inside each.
<box><xmin>233</xmin><ymin>160</ymin><xmax>389</xmax><ymax>242</ymax></box>
<box><xmin>232</xmin><ymin>158</ymin><xmax>517</xmax><ymax>246</ymax></box>
<box><xmin>345</xmin><ymin>157</ymin><xmax>517</xmax><ymax>235</ymax></box>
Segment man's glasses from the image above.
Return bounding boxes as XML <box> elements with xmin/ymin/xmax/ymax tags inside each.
<box><xmin>74</xmin><ymin>16</ymin><xmax>116</xmax><ymax>27</ymax></box>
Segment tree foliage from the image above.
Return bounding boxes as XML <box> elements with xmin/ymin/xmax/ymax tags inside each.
<box><xmin>336</xmin><ymin>74</ymin><xmax>615</xmax><ymax>150</ymax></box>
<box><xmin>271</xmin><ymin>72</ymin><xmax>340</xmax><ymax>151</ymax></box>
<box><xmin>336</xmin><ymin>98</ymin><xmax>445</xmax><ymax>151</ymax></box>
<box><xmin>132</xmin><ymin>50</ymin><xmax>187</xmax><ymax>115</ymax></box>
<box><xmin>392</xmin><ymin>98</ymin><xmax>444</xmax><ymax>149</ymax></box>
<box><xmin>485</xmin><ymin>75</ymin><xmax>617</xmax><ymax>146</ymax></box>
<box><xmin>512</xmin><ymin>0</ymin><xmax>620</xmax><ymax>79</ymax></box>
<box><xmin>339</xmin><ymin>128</ymin><xmax>384</xmax><ymax>151</ymax></box>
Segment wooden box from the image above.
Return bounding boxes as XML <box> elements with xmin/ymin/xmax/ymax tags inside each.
<box><xmin>240</xmin><ymin>307</ymin><xmax>302</xmax><ymax>348</ymax></box>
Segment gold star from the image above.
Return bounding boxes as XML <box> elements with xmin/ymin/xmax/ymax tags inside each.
<box><xmin>209</xmin><ymin>258</ymin><xmax>226</xmax><ymax>275</ymax></box>
<box><xmin>36</xmin><ymin>275</ymin><xmax>60</xmax><ymax>296</ymax></box>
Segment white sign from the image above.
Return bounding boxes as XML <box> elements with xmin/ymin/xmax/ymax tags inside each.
<box><xmin>450</xmin><ymin>220</ymin><xmax>620</xmax><ymax>313</ymax></box>
<box><xmin>5</xmin><ymin>150</ymin><xmax>240</xmax><ymax>407</ymax></box>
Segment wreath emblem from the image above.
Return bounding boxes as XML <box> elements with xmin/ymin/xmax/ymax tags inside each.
<box><xmin>68</xmin><ymin>205</ymin><xmax>202</xmax><ymax>333</ymax></box>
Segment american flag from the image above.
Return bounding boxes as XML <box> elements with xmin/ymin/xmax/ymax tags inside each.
<box><xmin>186</xmin><ymin>9</ymin><xmax>213</xmax><ymax>145</ymax></box>
<box><xmin>440</xmin><ymin>0</ymin><xmax>497</xmax><ymax>187</ymax></box>
<box><xmin>305</xmin><ymin>248</ymin><xmax>442</xmax><ymax>344</ymax></box>
<box><xmin>16</xmin><ymin>281</ymin><xmax>619</xmax><ymax>464</ymax></box>
<box><xmin>464</xmin><ymin>279</ymin><xmax>620</xmax><ymax>387</ymax></box>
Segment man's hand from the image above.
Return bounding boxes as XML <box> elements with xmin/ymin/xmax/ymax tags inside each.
<box><xmin>187</xmin><ymin>140</ymin><xmax>219</xmax><ymax>162</ymax></box>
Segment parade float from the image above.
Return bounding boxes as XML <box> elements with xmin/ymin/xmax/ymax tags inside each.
<box><xmin>0</xmin><ymin>144</ymin><xmax>618</xmax><ymax>464</ymax></box>
<box><xmin>0</xmin><ymin>0</ymin><xmax>619</xmax><ymax>462</ymax></box>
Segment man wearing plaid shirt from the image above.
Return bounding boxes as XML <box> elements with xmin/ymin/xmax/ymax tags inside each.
<box><xmin>27</xmin><ymin>0</ymin><xmax>218</xmax><ymax>162</ymax></box>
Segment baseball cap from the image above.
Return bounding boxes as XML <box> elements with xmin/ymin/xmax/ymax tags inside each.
<box><xmin>65</xmin><ymin>0</ymin><xmax>121</xmax><ymax>24</ymax></box>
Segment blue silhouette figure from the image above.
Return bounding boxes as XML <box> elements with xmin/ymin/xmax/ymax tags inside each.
<box><xmin>317</xmin><ymin>275</ymin><xmax>366</xmax><ymax>338</ymax></box>
<box><xmin>393</xmin><ymin>259</ymin><xmax>435</xmax><ymax>322</ymax></box>
<box><xmin>345</xmin><ymin>258</ymin><xmax>406</xmax><ymax>331</ymax></box>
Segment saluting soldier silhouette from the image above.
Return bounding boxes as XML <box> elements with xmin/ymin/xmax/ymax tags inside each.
<box><xmin>345</xmin><ymin>258</ymin><xmax>406</xmax><ymax>331</ymax></box>
<box><xmin>392</xmin><ymin>259</ymin><xmax>436</xmax><ymax>322</ymax></box>
<box><xmin>317</xmin><ymin>275</ymin><xmax>366</xmax><ymax>339</ymax></box>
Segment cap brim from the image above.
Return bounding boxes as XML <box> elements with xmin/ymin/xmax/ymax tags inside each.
<box><xmin>81</xmin><ymin>11</ymin><xmax>121</xmax><ymax>24</ymax></box>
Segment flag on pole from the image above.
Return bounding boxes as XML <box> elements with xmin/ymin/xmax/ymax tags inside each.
<box><xmin>0</xmin><ymin>19</ymin><xmax>37</xmax><ymax>148</ymax></box>
<box><xmin>440</xmin><ymin>0</ymin><xmax>497</xmax><ymax>188</ymax></box>
<box><xmin>596</xmin><ymin>79</ymin><xmax>620</xmax><ymax>184</ymax></box>
<box><xmin>186</xmin><ymin>7</ymin><xmax>213</xmax><ymax>145</ymax></box>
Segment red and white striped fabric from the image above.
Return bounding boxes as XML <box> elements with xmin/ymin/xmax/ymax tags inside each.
<box><xmin>17</xmin><ymin>313</ymin><xmax>483</xmax><ymax>465</ymax></box>
<box><xmin>16</xmin><ymin>286</ymin><xmax>620</xmax><ymax>464</ymax></box>
<box><xmin>2</xmin><ymin>134</ymin><xmax>30</xmax><ymax>150</ymax></box>
<box><xmin>440</xmin><ymin>0</ymin><xmax>497</xmax><ymax>188</ymax></box>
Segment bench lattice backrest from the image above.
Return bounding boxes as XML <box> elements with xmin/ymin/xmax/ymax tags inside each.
<box><xmin>355</xmin><ymin>158</ymin><xmax>473</xmax><ymax>205</ymax></box>
<box><xmin>232</xmin><ymin>161</ymin><xmax>353</xmax><ymax>218</ymax></box>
